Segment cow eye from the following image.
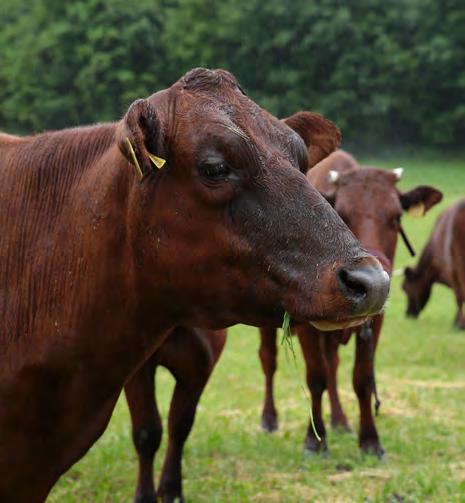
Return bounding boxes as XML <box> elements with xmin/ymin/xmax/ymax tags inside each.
<box><xmin>198</xmin><ymin>161</ymin><xmax>234</xmax><ymax>181</ymax></box>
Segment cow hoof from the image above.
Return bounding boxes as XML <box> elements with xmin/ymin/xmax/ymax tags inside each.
<box><xmin>158</xmin><ymin>492</ymin><xmax>185</xmax><ymax>503</ymax></box>
<box><xmin>134</xmin><ymin>492</ymin><xmax>157</xmax><ymax>503</ymax></box>
<box><xmin>261</xmin><ymin>414</ymin><xmax>278</xmax><ymax>433</ymax></box>
<box><xmin>304</xmin><ymin>436</ymin><xmax>328</xmax><ymax>457</ymax></box>
<box><xmin>360</xmin><ymin>439</ymin><xmax>385</xmax><ymax>460</ymax></box>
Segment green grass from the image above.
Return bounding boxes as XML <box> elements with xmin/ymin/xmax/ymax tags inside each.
<box><xmin>49</xmin><ymin>157</ymin><xmax>465</xmax><ymax>502</ymax></box>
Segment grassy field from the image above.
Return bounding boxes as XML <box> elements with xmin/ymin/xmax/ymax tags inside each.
<box><xmin>49</xmin><ymin>157</ymin><xmax>465</xmax><ymax>502</ymax></box>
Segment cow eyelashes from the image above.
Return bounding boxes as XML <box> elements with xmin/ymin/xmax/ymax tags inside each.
<box><xmin>197</xmin><ymin>160</ymin><xmax>236</xmax><ymax>182</ymax></box>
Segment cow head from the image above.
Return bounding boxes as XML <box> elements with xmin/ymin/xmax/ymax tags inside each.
<box><xmin>321</xmin><ymin>167</ymin><xmax>442</xmax><ymax>275</ymax></box>
<box><xmin>402</xmin><ymin>266</ymin><xmax>432</xmax><ymax>317</ymax></box>
<box><xmin>116</xmin><ymin>68</ymin><xmax>390</xmax><ymax>330</ymax></box>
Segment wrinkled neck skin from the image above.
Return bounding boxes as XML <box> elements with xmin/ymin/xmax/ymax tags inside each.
<box><xmin>0</xmin><ymin>132</ymin><xmax>178</xmax><ymax>502</ymax></box>
<box><xmin>2</xmin><ymin>141</ymin><xmax>175</xmax><ymax>371</ymax></box>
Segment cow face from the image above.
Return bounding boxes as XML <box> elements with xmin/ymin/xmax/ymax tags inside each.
<box><xmin>402</xmin><ymin>267</ymin><xmax>432</xmax><ymax>317</ymax></box>
<box><xmin>116</xmin><ymin>68</ymin><xmax>390</xmax><ymax>330</ymax></box>
<box><xmin>322</xmin><ymin>167</ymin><xmax>442</xmax><ymax>272</ymax></box>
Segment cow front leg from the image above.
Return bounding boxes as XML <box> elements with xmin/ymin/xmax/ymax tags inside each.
<box><xmin>157</xmin><ymin>328</ymin><xmax>222</xmax><ymax>502</ymax></box>
<box><xmin>324</xmin><ymin>333</ymin><xmax>351</xmax><ymax>432</ymax></box>
<box><xmin>353</xmin><ymin>322</ymin><xmax>384</xmax><ymax>459</ymax></box>
<box><xmin>125</xmin><ymin>357</ymin><xmax>161</xmax><ymax>503</ymax></box>
<box><xmin>157</xmin><ymin>381</ymin><xmax>204</xmax><ymax>503</ymax></box>
<box><xmin>258</xmin><ymin>327</ymin><xmax>279</xmax><ymax>432</ymax></box>
<box><xmin>297</xmin><ymin>327</ymin><xmax>328</xmax><ymax>455</ymax></box>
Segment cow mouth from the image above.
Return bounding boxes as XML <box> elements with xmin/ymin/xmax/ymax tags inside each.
<box><xmin>282</xmin><ymin>299</ymin><xmax>371</xmax><ymax>332</ymax></box>
<box><xmin>309</xmin><ymin>315</ymin><xmax>369</xmax><ymax>331</ymax></box>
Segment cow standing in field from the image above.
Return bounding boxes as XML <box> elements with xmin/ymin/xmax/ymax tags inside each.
<box><xmin>259</xmin><ymin>151</ymin><xmax>442</xmax><ymax>457</ymax></box>
<box><xmin>0</xmin><ymin>68</ymin><xmax>390</xmax><ymax>502</ymax></box>
<box><xmin>403</xmin><ymin>198</ymin><xmax>465</xmax><ymax>329</ymax></box>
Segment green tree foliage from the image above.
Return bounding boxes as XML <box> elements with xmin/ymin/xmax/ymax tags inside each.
<box><xmin>0</xmin><ymin>0</ymin><xmax>463</xmax><ymax>146</ymax></box>
<box><xmin>0</xmin><ymin>0</ymin><xmax>165</xmax><ymax>131</ymax></box>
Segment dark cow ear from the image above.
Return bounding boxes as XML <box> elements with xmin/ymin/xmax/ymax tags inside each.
<box><xmin>283</xmin><ymin>112</ymin><xmax>342</xmax><ymax>168</ymax></box>
<box><xmin>116</xmin><ymin>99</ymin><xmax>165</xmax><ymax>178</ymax></box>
<box><xmin>399</xmin><ymin>186</ymin><xmax>443</xmax><ymax>217</ymax></box>
<box><xmin>319</xmin><ymin>191</ymin><xmax>336</xmax><ymax>206</ymax></box>
<box><xmin>404</xmin><ymin>266</ymin><xmax>416</xmax><ymax>280</ymax></box>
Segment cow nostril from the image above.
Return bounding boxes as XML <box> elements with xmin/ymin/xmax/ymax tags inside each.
<box><xmin>337</xmin><ymin>263</ymin><xmax>390</xmax><ymax>317</ymax></box>
<box><xmin>338</xmin><ymin>268</ymin><xmax>368</xmax><ymax>300</ymax></box>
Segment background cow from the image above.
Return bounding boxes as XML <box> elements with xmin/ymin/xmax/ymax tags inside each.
<box><xmin>0</xmin><ymin>69</ymin><xmax>389</xmax><ymax>501</ymax></box>
<box><xmin>259</xmin><ymin>151</ymin><xmax>442</xmax><ymax>457</ymax></box>
<box><xmin>403</xmin><ymin>198</ymin><xmax>465</xmax><ymax>329</ymax></box>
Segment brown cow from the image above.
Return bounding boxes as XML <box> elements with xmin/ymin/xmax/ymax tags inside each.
<box><xmin>304</xmin><ymin>149</ymin><xmax>358</xmax><ymax>195</ymax></box>
<box><xmin>0</xmin><ymin>69</ymin><xmax>389</xmax><ymax>501</ymax></box>
<box><xmin>259</xmin><ymin>151</ymin><xmax>442</xmax><ymax>457</ymax></box>
<box><xmin>125</xmin><ymin>327</ymin><xmax>226</xmax><ymax>503</ymax></box>
<box><xmin>403</xmin><ymin>198</ymin><xmax>465</xmax><ymax>329</ymax></box>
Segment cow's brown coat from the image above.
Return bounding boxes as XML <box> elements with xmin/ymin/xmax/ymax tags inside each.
<box><xmin>403</xmin><ymin>198</ymin><xmax>465</xmax><ymax>328</ymax></box>
<box><xmin>0</xmin><ymin>70</ymin><xmax>388</xmax><ymax>501</ymax></box>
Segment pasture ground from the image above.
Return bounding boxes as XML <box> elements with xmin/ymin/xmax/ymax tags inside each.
<box><xmin>49</xmin><ymin>156</ymin><xmax>465</xmax><ymax>502</ymax></box>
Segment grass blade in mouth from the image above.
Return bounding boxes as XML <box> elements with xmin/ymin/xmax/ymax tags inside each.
<box><xmin>281</xmin><ymin>311</ymin><xmax>321</xmax><ymax>442</ymax></box>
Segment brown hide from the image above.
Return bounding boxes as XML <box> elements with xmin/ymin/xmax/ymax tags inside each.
<box><xmin>0</xmin><ymin>132</ymin><xmax>22</xmax><ymax>144</ymax></box>
<box><xmin>307</xmin><ymin>149</ymin><xmax>359</xmax><ymax>194</ymax></box>
<box><xmin>403</xmin><ymin>198</ymin><xmax>465</xmax><ymax>327</ymax></box>
<box><xmin>0</xmin><ymin>69</ymin><xmax>388</xmax><ymax>500</ymax></box>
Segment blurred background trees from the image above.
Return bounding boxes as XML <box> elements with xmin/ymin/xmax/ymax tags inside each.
<box><xmin>0</xmin><ymin>0</ymin><xmax>463</xmax><ymax>149</ymax></box>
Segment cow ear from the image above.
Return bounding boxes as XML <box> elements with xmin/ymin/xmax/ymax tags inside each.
<box><xmin>320</xmin><ymin>191</ymin><xmax>336</xmax><ymax>206</ymax></box>
<box><xmin>399</xmin><ymin>186</ymin><xmax>443</xmax><ymax>217</ymax></box>
<box><xmin>404</xmin><ymin>266</ymin><xmax>416</xmax><ymax>280</ymax></box>
<box><xmin>283</xmin><ymin>112</ymin><xmax>342</xmax><ymax>168</ymax></box>
<box><xmin>116</xmin><ymin>99</ymin><xmax>165</xmax><ymax>178</ymax></box>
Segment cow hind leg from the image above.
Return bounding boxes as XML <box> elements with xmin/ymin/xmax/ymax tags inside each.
<box><xmin>258</xmin><ymin>327</ymin><xmax>279</xmax><ymax>432</ymax></box>
<box><xmin>297</xmin><ymin>327</ymin><xmax>328</xmax><ymax>455</ymax></box>
<box><xmin>125</xmin><ymin>357</ymin><xmax>161</xmax><ymax>503</ymax></box>
<box><xmin>353</xmin><ymin>332</ymin><xmax>384</xmax><ymax>459</ymax></box>
<box><xmin>324</xmin><ymin>333</ymin><xmax>351</xmax><ymax>432</ymax></box>
<box><xmin>452</xmin><ymin>223</ymin><xmax>465</xmax><ymax>330</ymax></box>
<box><xmin>453</xmin><ymin>286</ymin><xmax>465</xmax><ymax>330</ymax></box>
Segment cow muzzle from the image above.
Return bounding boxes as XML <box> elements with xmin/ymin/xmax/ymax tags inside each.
<box><xmin>337</xmin><ymin>259</ymin><xmax>390</xmax><ymax>317</ymax></box>
<box><xmin>308</xmin><ymin>256</ymin><xmax>390</xmax><ymax>331</ymax></box>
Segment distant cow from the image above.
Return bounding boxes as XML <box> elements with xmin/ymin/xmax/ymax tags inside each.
<box><xmin>0</xmin><ymin>69</ymin><xmax>389</xmax><ymax>501</ymax></box>
<box><xmin>259</xmin><ymin>151</ymin><xmax>442</xmax><ymax>457</ymax></box>
<box><xmin>403</xmin><ymin>198</ymin><xmax>465</xmax><ymax>329</ymax></box>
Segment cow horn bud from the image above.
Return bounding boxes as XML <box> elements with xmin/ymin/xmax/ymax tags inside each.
<box><xmin>327</xmin><ymin>170</ymin><xmax>339</xmax><ymax>183</ymax></box>
<box><xmin>393</xmin><ymin>167</ymin><xmax>404</xmax><ymax>180</ymax></box>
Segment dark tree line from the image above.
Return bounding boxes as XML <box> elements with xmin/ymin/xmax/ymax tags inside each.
<box><xmin>1</xmin><ymin>0</ymin><xmax>464</xmax><ymax>147</ymax></box>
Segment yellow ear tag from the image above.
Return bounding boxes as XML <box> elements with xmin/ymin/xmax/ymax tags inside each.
<box><xmin>125</xmin><ymin>138</ymin><xmax>144</xmax><ymax>179</ymax></box>
<box><xmin>148</xmin><ymin>152</ymin><xmax>166</xmax><ymax>169</ymax></box>
<box><xmin>407</xmin><ymin>202</ymin><xmax>425</xmax><ymax>218</ymax></box>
